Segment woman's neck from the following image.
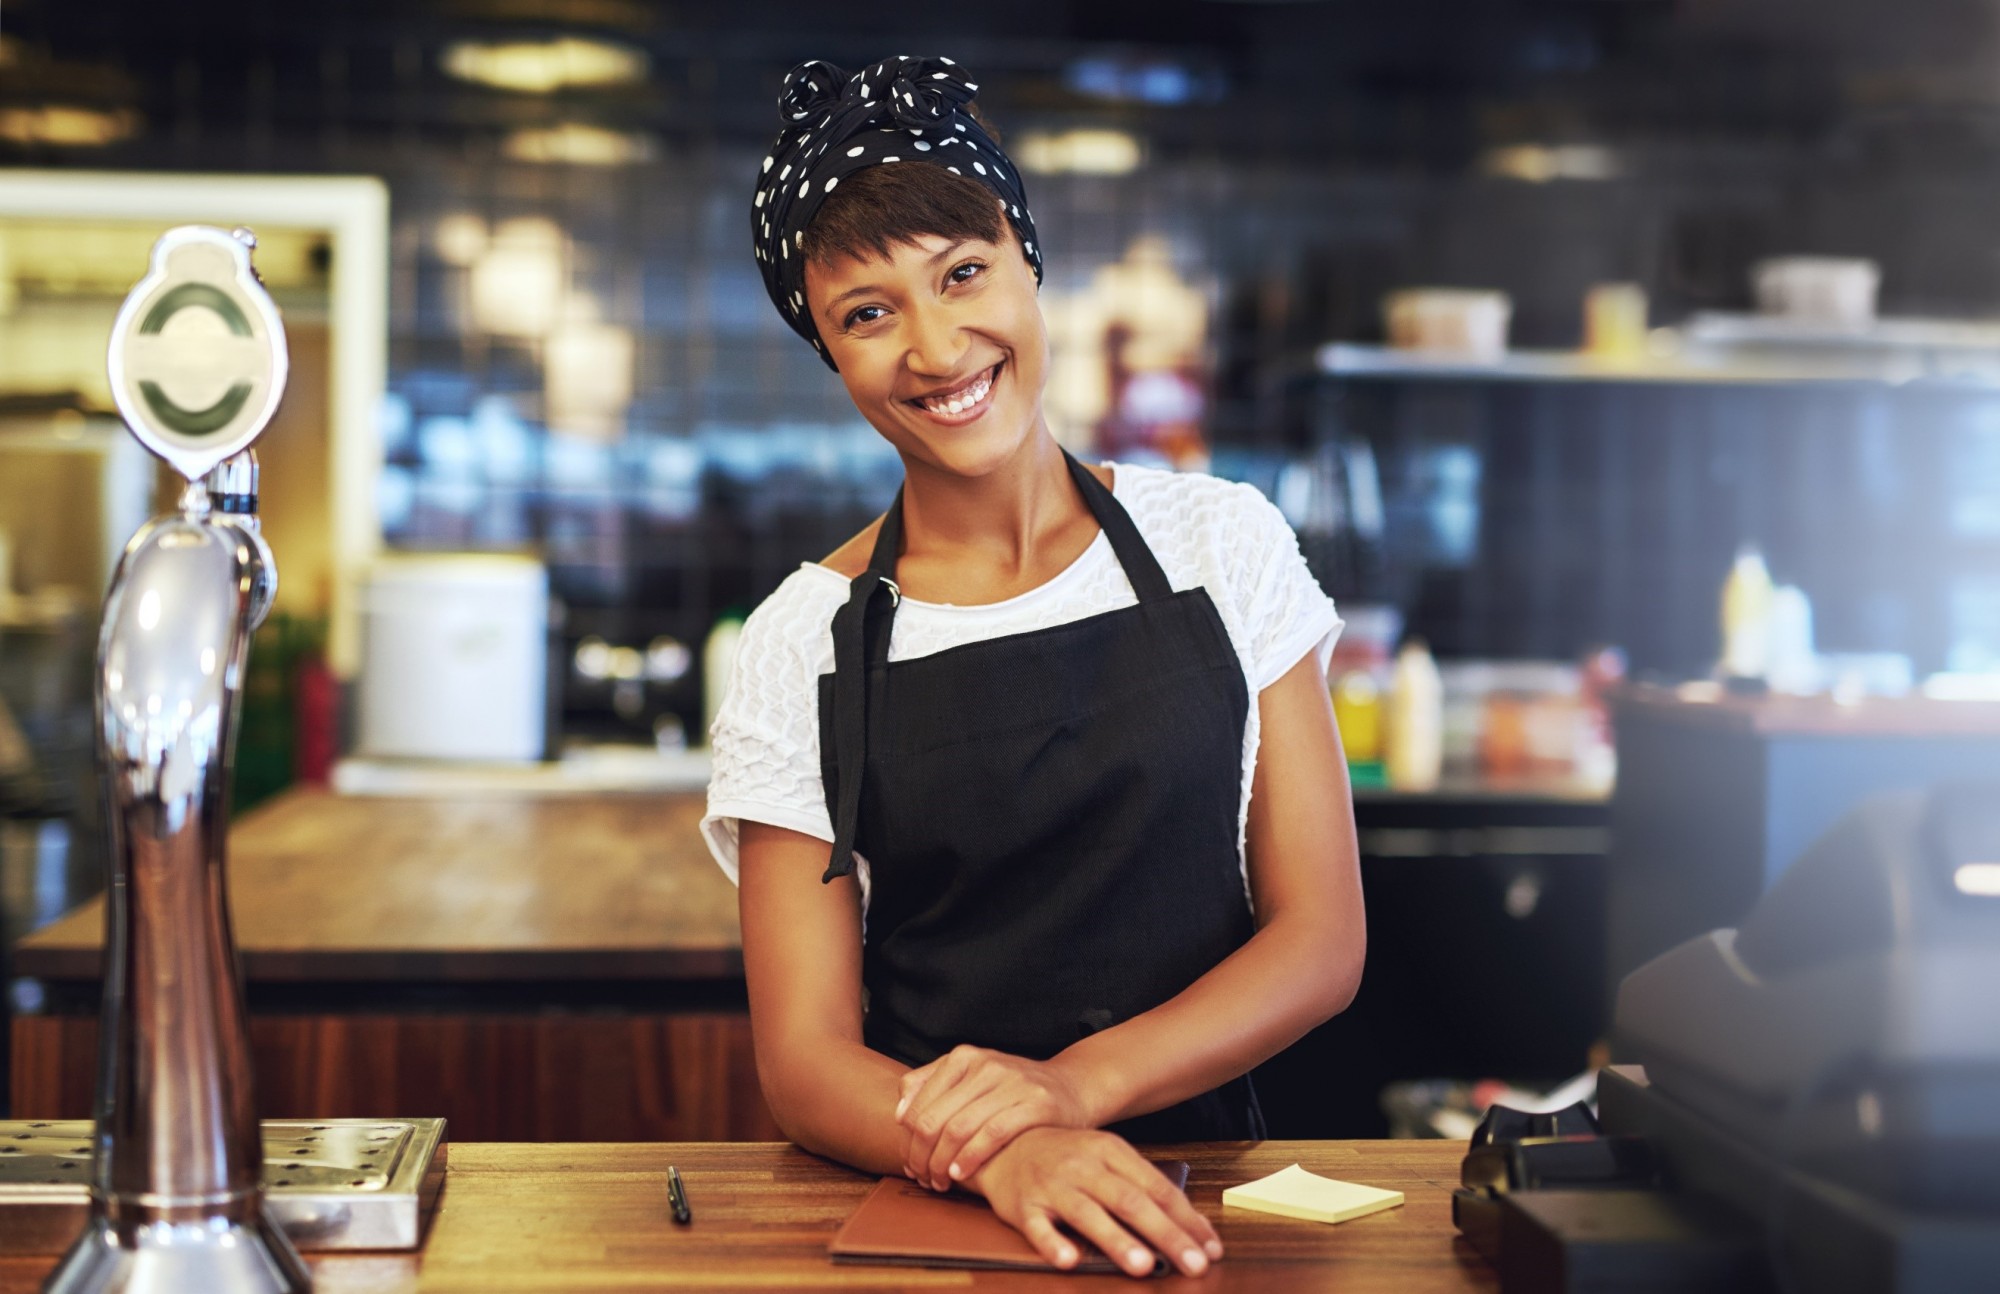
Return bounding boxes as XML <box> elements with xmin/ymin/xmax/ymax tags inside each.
<box><xmin>892</xmin><ymin>432</ymin><xmax>1101</xmax><ymax>603</ymax></box>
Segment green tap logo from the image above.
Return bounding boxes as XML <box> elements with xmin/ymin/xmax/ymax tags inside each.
<box><xmin>125</xmin><ymin>280</ymin><xmax>269</xmax><ymax>439</ymax></box>
<box><xmin>110</xmin><ymin>226</ymin><xmax>288</xmax><ymax>483</ymax></box>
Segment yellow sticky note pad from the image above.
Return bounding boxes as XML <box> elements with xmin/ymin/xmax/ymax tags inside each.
<box><xmin>1221</xmin><ymin>1163</ymin><xmax>1405</xmax><ymax>1224</ymax></box>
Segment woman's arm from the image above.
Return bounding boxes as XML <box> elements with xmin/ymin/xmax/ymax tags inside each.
<box><xmin>737</xmin><ymin>819</ymin><xmax>1221</xmax><ymax>1277</ymax></box>
<box><xmin>737</xmin><ymin>820</ymin><xmax>909</xmax><ymax>1174</ymax></box>
<box><xmin>899</xmin><ymin>648</ymin><xmax>1365</xmax><ymax>1184</ymax></box>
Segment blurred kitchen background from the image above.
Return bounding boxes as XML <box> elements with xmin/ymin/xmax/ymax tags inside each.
<box><xmin>4</xmin><ymin>0</ymin><xmax>2000</xmax><ymax>1135</ymax></box>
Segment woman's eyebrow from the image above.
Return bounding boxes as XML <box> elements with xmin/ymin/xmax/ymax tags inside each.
<box><xmin>824</xmin><ymin>282</ymin><xmax>885</xmax><ymax>311</ymax></box>
<box><xmin>924</xmin><ymin>238</ymin><xmax>975</xmax><ymax>267</ymax></box>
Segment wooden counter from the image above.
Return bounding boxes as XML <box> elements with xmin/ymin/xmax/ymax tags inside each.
<box><xmin>0</xmin><ymin>1140</ymin><xmax>1496</xmax><ymax>1292</ymax></box>
<box><xmin>13</xmin><ymin>787</ymin><xmax>744</xmax><ymax>983</ymax></box>
<box><xmin>10</xmin><ymin>788</ymin><xmax>779</xmax><ymax>1142</ymax></box>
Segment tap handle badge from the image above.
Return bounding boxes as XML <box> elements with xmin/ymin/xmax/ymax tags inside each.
<box><xmin>107</xmin><ymin>225</ymin><xmax>289</xmax><ymax>482</ymax></box>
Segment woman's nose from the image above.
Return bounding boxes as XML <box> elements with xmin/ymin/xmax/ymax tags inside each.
<box><xmin>904</xmin><ymin>301</ymin><xmax>968</xmax><ymax>377</ymax></box>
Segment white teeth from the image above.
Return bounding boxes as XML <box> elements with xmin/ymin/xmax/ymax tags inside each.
<box><xmin>922</xmin><ymin>370</ymin><xmax>994</xmax><ymax>417</ymax></box>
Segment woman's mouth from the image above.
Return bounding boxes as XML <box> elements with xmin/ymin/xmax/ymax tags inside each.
<box><xmin>908</xmin><ymin>362</ymin><xmax>1002</xmax><ymax>425</ymax></box>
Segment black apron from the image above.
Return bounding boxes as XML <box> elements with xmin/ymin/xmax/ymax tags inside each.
<box><xmin>818</xmin><ymin>452</ymin><xmax>1263</xmax><ymax>1141</ymax></box>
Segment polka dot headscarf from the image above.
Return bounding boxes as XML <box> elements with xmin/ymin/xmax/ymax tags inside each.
<box><xmin>752</xmin><ymin>55</ymin><xmax>1044</xmax><ymax>370</ymax></box>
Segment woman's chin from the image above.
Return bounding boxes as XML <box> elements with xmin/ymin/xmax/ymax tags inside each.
<box><xmin>895</xmin><ymin>413</ymin><xmax>1037</xmax><ymax>479</ymax></box>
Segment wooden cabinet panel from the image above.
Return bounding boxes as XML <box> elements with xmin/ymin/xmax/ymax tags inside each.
<box><xmin>11</xmin><ymin>1011</ymin><xmax>781</xmax><ymax>1143</ymax></box>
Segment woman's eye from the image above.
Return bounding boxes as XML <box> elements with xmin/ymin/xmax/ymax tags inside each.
<box><xmin>844</xmin><ymin>304</ymin><xmax>887</xmax><ymax>328</ymax></box>
<box><xmin>948</xmin><ymin>260</ymin><xmax>987</xmax><ymax>285</ymax></box>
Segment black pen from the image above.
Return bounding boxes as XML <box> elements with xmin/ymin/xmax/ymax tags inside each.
<box><xmin>667</xmin><ymin>1165</ymin><xmax>692</xmax><ymax>1224</ymax></box>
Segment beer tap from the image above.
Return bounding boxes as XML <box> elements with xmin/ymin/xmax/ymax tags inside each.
<box><xmin>44</xmin><ymin>226</ymin><xmax>309</xmax><ymax>1292</ymax></box>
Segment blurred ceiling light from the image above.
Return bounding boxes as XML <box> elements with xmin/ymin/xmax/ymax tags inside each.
<box><xmin>1064</xmin><ymin>56</ymin><xmax>1224</xmax><ymax>106</ymax></box>
<box><xmin>1955</xmin><ymin>862</ymin><xmax>2000</xmax><ymax>897</ymax></box>
<box><xmin>545</xmin><ymin>317</ymin><xmax>635</xmax><ymax>441</ymax></box>
<box><xmin>1481</xmin><ymin>143</ymin><xmax>1621</xmax><ymax>183</ymax></box>
<box><xmin>0</xmin><ymin>105</ymin><xmax>140</xmax><ymax>147</ymax></box>
<box><xmin>467</xmin><ymin>217</ymin><xmax>567</xmax><ymax>337</ymax></box>
<box><xmin>442</xmin><ymin>37</ymin><xmax>647</xmax><ymax>93</ymax></box>
<box><xmin>503</xmin><ymin>123</ymin><xmax>655</xmax><ymax>166</ymax></box>
<box><xmin>1015</xmin><ymin>129</ymin><xmax>1143</xmax><ymax>176</ymax></box>
<box><xmin>434</xmin><ymin>213</ymin><xmax>489</xmax><ymax>266</ymax></box>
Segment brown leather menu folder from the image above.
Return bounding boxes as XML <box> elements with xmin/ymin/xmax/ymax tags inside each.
<box><xmin>829</xmin><ymin>1162</ymin><xmax>1191</xmax><ymax>1276</ymax></box>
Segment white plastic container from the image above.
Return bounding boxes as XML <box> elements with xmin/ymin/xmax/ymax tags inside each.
<box><xmin>702</xmin><ymin>613</ymin><xmax>744</xmax><ymax>747</ymax></box>
<box><xmin>358</xmin><ymin>554</ymin><xmax>548</xmax><ymax>762</ymax></box>
<box><xmin>1752</xmin><ymin>257</ymin><xmax>1880</xmax><ymax>327</ymax></box>
<box><xmin>1386</xmin><ymin>639</ymin><xmax>1445</xmax><ymax>791</ymax></box>
<box><xmin>1383</xmin><ymin>289</ymin><xmax>1512</xmax><ymax>360</ymax></box>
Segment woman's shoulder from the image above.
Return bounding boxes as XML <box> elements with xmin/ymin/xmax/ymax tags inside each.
<box><xmin>1111</xmin><ymin>462</ymin><xmax>1291</xmax><ymax>557</ymax></box>
<box><xmin>737</xmin><ymin>563</ymin><xmax>850</xmax><ymax>670</ymax></box>
<box><xmin>816</xmin><ymin>516</ymin><xmax>887</xmax><ymax>580</ymax></box>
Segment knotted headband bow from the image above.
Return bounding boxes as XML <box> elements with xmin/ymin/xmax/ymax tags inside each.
<box><xmin>752</xmin><ymin>55</ymin><xmax>1044</xmax><ymax>370</ymax></box>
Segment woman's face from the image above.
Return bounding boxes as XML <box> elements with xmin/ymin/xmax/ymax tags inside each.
<box><xmin>805</xmin><ymin>221</ymin><xmax>1049</xmax><ymax>479</ymax></box>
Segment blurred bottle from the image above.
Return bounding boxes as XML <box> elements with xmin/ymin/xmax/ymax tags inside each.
<box><xmin>1332</xmin><ymin>670</ymin><xmax>1383</xmax><ymax>765</ymax></box>
<box><xmin>1719</xmin><ymin>547</ymin><xmax>1775</xmax><ymax>680</ymax></box>
<box><xmin>292</xmin><ymin>647</ymin><xmax>338</xmax><ymax>786</ymax></box>
<box><xmin>1583</xmin><ymin>283</ymin><xmax>1648</xmax><ymax>360</ymax></box>
<box><xmin>702</xmin><ymin>612</ymin><xmax>745</xmax><ymax>746</ymax></box>
<box><xmin>1766</xmin><ymin>585</ymin><xmax>1818</xmax><ymax>695</ymax></box>
<box><xmin>1576</xmin><ymin>645</ymin><xmax>1627</xmax><ymax>792</ymax></box>
<box><xmin>1327</xmin><ymin>603</ymin><xmax>1400</xmax><ymax>785</ymax></box>
<box><xmin>1386</xmin><ymin>639</ymin><xmax>1444</xmax><ymax>791</ymax></box>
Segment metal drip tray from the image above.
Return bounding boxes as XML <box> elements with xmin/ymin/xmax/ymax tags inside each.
<box><xmin>0</xmin><ymin>1117</ymin><xmax>447</xmax><ymax>1253</ymax></box>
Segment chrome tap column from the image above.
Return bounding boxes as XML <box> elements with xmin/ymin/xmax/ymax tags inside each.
<box><xmin>45</xmin><ymin>227</ymin><xmax>309</xmax><ymax>1293</ymax></box>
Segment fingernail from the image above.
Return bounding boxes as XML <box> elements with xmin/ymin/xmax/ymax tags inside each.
<box><xmin>1057</xmin><ymin>1244</ymin><xmax>1077</xmax><ymax>1266</ymax></box>
<box><xmin>1183</xmin><ymin>1249</ymin><xmax>1208</xmax><ymax>1274</ymax></box>
<box><xmin>1206</xmin><ymin>1239</ymin><xmax>1224</xmax><ymax>1260</ymax></box>
<box><xmin>947</xmin><ymin>1162</ymin><xmax>962</xmax><ymax>1180</ymax></box>
<box><xmin>1128</xmin><ymin>1248</ymin><xmax>1150</xmax><ymax>1272</ymax></box>
<box><xmin>894</xmin><ymin>1097</ymin><xmax>909</xmax><ymax>1119</ymax></box>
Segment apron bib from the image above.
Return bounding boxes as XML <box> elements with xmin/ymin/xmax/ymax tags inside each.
<box><xmin>819</xmin><ymin>452</ymin><xmax>1262</xmax><ymax>1141</ymax></box>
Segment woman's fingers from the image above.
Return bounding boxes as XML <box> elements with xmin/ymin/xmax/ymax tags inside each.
<box><xmin>926</xmin><ymin>1090</ymin><xmax>1014</xmax><ymax>1190</ymax></box>
<box><xmin>973</xmin><ymin>1129</ymin><xmax>1221</xmax><ymax>1279</ymax></box>
<box><xmin>1095</xmin><ymin>1162</ymin><xmax>1216</xmax><ymax>1273</ymax></box>
<box><xmin>1109</xmin><ymin>1152</ymin><xmax>1224</xmax><ymax>1260</ymax></box>
<box><xmin>944</xmin><ymin>1101</ymin><xmax>1036</xmax><ymax>1185</ymax></box>
<box><xmin>894</xmin><ymin>1060</ymin><xmax>939</xmax><ymax>1120</ymax></box>
<box><xmin>897</xmin><ymin>1046</ymin><xmax>978</xmax><ymax>1123</ymax></box>
<box><xmin>901</xmin><ymin>1059</ymin><xmax>1000</xmax><ymax>1187</ymax></box>
<box><xmin>1017</xmin><ymin>1208</ymin><xmax>1081</xmax><ymax>1270</ymax></box>
<box><xmin>1053</xmin><ymin>1193</ymin><xmax>1159</xmax><ymax>1279</ymax></box>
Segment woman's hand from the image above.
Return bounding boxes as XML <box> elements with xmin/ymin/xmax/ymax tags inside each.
<box><xmin>896</xmin><ymin>1045</ymin><xmax>1094</xmax><ymax>1189</ymax></box>
<box><xmin>967</xmin><ymin>1126</ymin><xmax>1222</xmax><ymax>1279</ymax></box>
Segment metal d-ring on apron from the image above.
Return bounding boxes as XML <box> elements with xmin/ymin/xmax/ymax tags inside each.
<box><xmin>819</xmin><ymin>451</ymin><xmax>1265</xmax><ymax>1141</ymax></box>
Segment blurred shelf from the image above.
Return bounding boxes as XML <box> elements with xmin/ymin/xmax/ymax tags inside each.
<box><xmin>1317</xmin><ymin>330</ymin><xmax>2000</xmax><ymax>388</ymax></box>
<box><xmin>1351</xmin><ymin>769</ymin><xmax>1609</xmax><ymax>806</ymax></box>
<box><xmin>331</xmin><ymin>745</ymin><xmax>712</xmax><ymax>796</ymax></box>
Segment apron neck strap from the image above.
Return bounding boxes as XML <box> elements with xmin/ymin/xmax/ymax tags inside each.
<box><xmin>1060</xmin><ymin>452</ymin><xmax>1173</xmax><ymax>603</ymax></box>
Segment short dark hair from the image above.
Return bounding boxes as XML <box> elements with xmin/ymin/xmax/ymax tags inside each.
<box><xmin>804</xmin><ymin>161</ymin><xmax>1006</xmax><ymax>271</ymax></box>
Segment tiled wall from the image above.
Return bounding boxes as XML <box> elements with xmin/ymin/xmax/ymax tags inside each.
<box><xmin>9</xmin><ymin>11</ymin><xmax>2000</xmax><ymax>743</ymax></box>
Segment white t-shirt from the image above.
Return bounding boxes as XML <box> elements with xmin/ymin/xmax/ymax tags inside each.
<box><xmin>701</xmin><ymin>462</ymin><xmax>1343</xmax><ymax>905</ymax></box>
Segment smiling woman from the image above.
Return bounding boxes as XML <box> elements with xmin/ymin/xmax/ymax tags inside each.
<box><xmin>705</xmin><ymin>54</ymin><xmax>1366</xmax><ymax>1281</ymax></box>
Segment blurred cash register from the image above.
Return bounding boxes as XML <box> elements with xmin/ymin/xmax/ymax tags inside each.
<box><xmin>1455</xmin><ymin>782</ymin><xmax>2000</xmax><ymax>1293</ymax></box>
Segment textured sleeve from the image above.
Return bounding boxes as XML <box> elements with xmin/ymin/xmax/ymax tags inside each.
<box><xmin>1233</xmin><ymin>483</ymin><xmax>1344</xmax><ymax>691</ymax></box>
<box><xmin>700</xmin><ymin>580</ymin><xmax>839</xmax><ymax>885</ymax></box>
